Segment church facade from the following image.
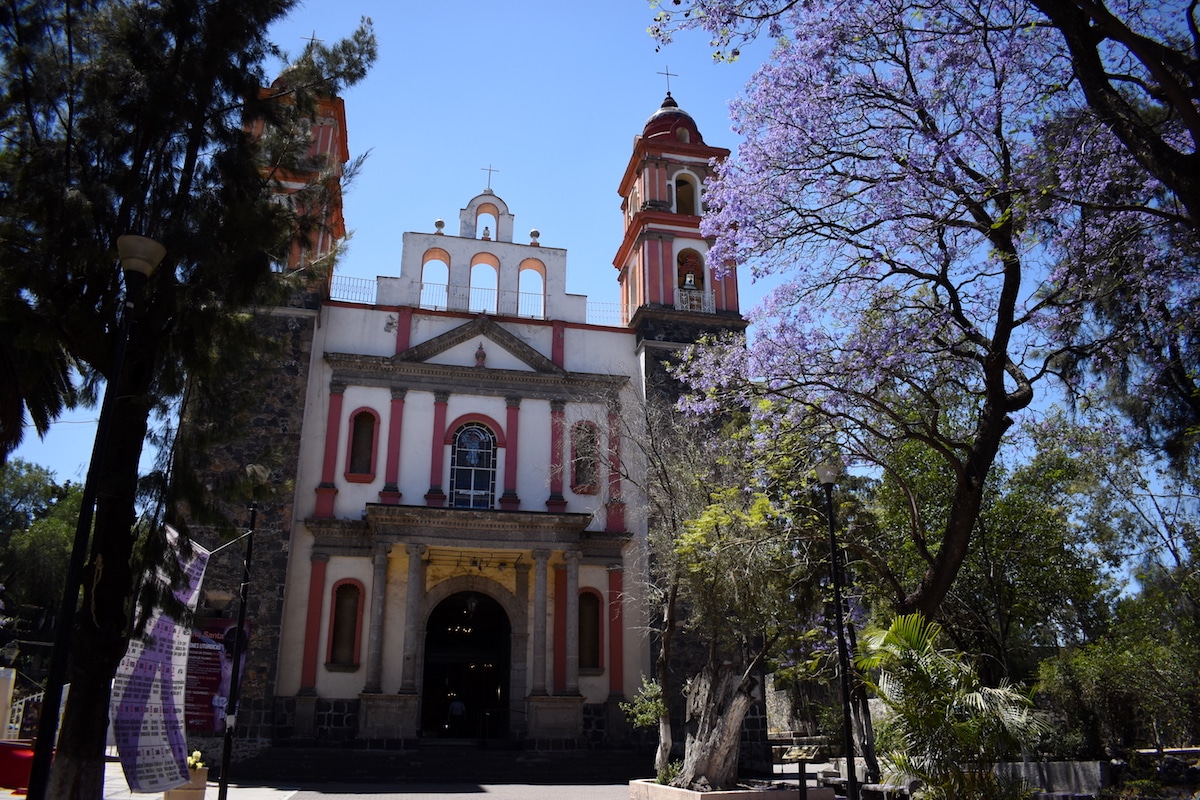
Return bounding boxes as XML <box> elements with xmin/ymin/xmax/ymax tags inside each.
<box><xmin>199</xmin><ymin>91</ymin><xmax>743</xmax><ymax>751</ymax></box>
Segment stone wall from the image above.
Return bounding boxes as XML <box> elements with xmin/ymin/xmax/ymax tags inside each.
<box><xmin>185</xmin><ymin>308</ymin><xmax>317</xmax><ymax>752</ymax></box>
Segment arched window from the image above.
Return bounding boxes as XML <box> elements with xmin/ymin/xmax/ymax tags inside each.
<box><xmin>570</xmin><ymin>422</ymin><xmax>600</xmax><ymax>494</ymax></box>
<box><xmin>579</xmin><ymin>590</ymin><xmax>602</xmax><ymax>670</ymax></box>
<box><xmin>675</xmin><ymin>175</ymin><xmax>697</xmax><ymax>215</ymax></box>
<box><xmin>345</xmin><ymin>407</ymin><xmax>380</xmax><ymax>482</ymax></box>
<box><xmin>420</xmin><ymin>250</ymin><xmax>450</xmax><ymax>311</ymax></box>
<box><xmin>326</xmin><ymin>579</ymin><xmax>364</xmax><ymax>669</ymax></box>
<box><xmin>450</xmin><ymin>423</ymin><xmax>497</xmax><ymax>509</ymax></box>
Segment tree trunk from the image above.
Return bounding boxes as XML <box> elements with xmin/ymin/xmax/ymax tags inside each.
<box><xmin>845</xmin><ymin>621</ymin><xmax>880</xmax><ymax>783</ymax></box>
<box><xmin>48</xmin><ymin>326</ymin><xmax>158</xmax><ymax>799</ymax></box>
<box><xmin>654</xmin><ymin>580</ymin><xmax>678</xmax><ymax>775</ymax></box>
<box><xmin>672</xmin><ymin>660</ymin><xmax>756</xmax><ymax>790</ymax></box>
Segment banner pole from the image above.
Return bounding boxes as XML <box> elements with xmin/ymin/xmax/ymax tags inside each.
<box><xmin>217</xmin><ymin>502</ymin><xmax>256</xmax><ymax>800</ymax></box>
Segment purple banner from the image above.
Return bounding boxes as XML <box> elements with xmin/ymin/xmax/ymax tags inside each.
<box><xmin>110</xmin><ymin>526</ymin><xmax>209</xmax><ymax>792</ymax></box>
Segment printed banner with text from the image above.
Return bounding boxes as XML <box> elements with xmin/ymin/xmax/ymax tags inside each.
<box><xmin>110</xmin><ymin>526</ymin><xmax>209</xmax><ymax>793</ymax></box>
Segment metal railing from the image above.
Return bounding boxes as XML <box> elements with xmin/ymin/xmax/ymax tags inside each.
<box><xmin>7</xmin><ymin>690</ymin><xmax>44</xmax><ymax>740</ymax></box>
<box><xmin>327</xmin><ymin>276</ymin><xmax>625</xmax><ymax>326</ymax></box>
<box><xmin>329</xmin><ymin>274</ymin><xmax>377</xmax><ymax>305</ymax></box>
<box><xmin>675</xmin><ymin>287</ymin><xmax>715</xmax><ymax>313</ymax></box>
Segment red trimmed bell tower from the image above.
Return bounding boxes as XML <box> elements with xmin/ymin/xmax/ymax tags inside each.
<box><xmin>614</xmin><ymin>93</ymin><xmax>747</xmax><ymax>390</ymax></box>
<box><xmin>249</xmin><ymin>78</ymin><xmax>350</xmax><ymax>300</ymax></box>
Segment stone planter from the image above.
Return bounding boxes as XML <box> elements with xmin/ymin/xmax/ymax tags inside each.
<box><xmin>164</xmin><ymin>766</ymin><xmax>209</xmax><ymax>800</ymax></box>
<box><xmin>630</xmin><ymin>778</ymin><xmax>835</xmax><ymax>799</ymax></box>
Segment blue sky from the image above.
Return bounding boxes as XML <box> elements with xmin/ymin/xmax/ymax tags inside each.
<box><xmin>13</xmin><ymin>0</ymin><xmax>773</xmax><ymax>480</ymax></box>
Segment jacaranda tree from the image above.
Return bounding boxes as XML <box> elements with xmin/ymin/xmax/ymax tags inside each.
<box><xmin>658</xmin><ymin>0</ymin><xmax>1196</xmax><ymax>618</ymax></box>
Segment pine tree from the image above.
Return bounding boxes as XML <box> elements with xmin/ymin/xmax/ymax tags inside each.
<box><xmin>0</xmin><ymin>2</ymin><xmax>375</xmax><ymax>796</ymax></box>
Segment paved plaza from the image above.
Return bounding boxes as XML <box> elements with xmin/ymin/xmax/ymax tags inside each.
<box><xmin>1</xmin><ymin>760</ymin><xmax>812</xmax><ymax>799</ymax></box>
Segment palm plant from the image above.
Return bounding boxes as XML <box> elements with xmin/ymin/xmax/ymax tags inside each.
<box><xmin>857</xmin><ymin>614</ymin><xmax>1046</xmax><ymax>800</ymax></box>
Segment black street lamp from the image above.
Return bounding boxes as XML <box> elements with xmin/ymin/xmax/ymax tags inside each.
<box><xmin>816</xmin><ymin>459</ymin><xmax>858</xmax><ymax>800</ymax></box>
<box><xmin>217</xmin><ymin>502</ymin><xmax>256</xmax><ymax>800</ymax></box>
<box><xmin>28</xmin><ymin>235</ymin><xmax>165</xmax><ymax>800</ymax></box>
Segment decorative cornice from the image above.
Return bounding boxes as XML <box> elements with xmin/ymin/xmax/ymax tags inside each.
<box><xmin>324</xmin><ymin>352</ymin><xmax>627</xmax><ymax>402</ymax></box>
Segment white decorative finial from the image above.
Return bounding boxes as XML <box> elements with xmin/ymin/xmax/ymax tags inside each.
<box><xmin>530</xmin><ymin>229</ymin><xmax>540</xmax><ymax>246</ymax></box>
<box><xmin>434</xmin><ymin>218</ymin><xmax>445</xmax><ymax>234</ymax></box>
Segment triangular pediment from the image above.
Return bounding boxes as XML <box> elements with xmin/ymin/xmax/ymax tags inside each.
<box><xmin>394</xmin><ymin>315</ymin><xmax>564</xmax><ymax>375</ymax></box>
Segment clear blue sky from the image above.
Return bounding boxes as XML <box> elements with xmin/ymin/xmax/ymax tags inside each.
<box><xmin>14</xmin><ymin>0</ymin><xmax>773</xmax><ymax>481</ymax></box>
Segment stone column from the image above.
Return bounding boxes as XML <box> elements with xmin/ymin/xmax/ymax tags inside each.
<box><xmin>400</xmin><ymin>543</ymin><xmax>426</xmax><ymax>693</ymax></box>
<box><xmin>499</xmin><ymin>396</ymin><xmax>521</xmax><ymax>510</ymax></box>
<box><xmin>564</xmin><ymin>550</ymin><xmax>582</xmax><ymax>695</ymax></box>
<box><xmin>530</xmin><ymin>549</ymin><xmax>550</xmax><ymax>695</ymax></box>
<box><xmin>363</xmin><ymin>543</ymin><xmax>390</xmax><ymax>693</ymax></box>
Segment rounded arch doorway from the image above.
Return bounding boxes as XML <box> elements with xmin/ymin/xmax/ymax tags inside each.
<box><xmin>422</xmin><ymin>591</ymin><xmax>510</xmax><ymax>739</ymax></box>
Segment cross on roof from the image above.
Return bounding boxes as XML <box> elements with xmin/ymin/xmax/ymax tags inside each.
<box><xmin>481</xmin><ymin>164</ymin><xmax>500</xmax><ymax>190</ymax></box>
<box><xmin>303</xmin><ymin>31</ymin><xmax>323</xmax><ymax>47</ymax></box>
<box><xmin>657</xmin><ymin>65</ymin><xmax>678</xmax><ymax>94</ymax></box>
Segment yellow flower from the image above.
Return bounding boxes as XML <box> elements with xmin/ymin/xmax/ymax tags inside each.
<box><xmin>187</xmin><ymin>750</ymin><xmax>205</xmax><ymax>770</ymax></box>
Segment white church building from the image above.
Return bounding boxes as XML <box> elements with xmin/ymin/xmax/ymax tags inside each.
<box><xmin>200</xmin><ymin>90</ymin><xmax>745</xmax><ymax>750</ymax></box>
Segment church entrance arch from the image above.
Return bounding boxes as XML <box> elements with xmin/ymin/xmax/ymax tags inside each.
<box><xmin>421</xmin><ymin>591</ymin><xmax>511</xmax><ymax>739</ymax></box>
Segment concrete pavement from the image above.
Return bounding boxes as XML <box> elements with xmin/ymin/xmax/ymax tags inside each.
<box><xmin>0</xmin><ymin>759</ymin><xmax>637</xmax><ymax>799</ymax></box>
<box><xmin>1</xmin><ymin>759</ymin><xmax>814</xmax><ymax>799</ymax></box>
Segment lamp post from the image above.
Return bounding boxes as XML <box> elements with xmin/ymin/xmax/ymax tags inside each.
<box><xmin>816</xmin><ymin>459</ymin><xmax>858</xmax><ymax>800</ymax></box>
<box><xmin>217</xmin><ymin>502</ymin><xmax>256</xmax><ymax>800</ymax></box>
<box><xmin>28</xmin><ymin>235</ymin><xmax>165</xmax><ymax>800</ymax></box>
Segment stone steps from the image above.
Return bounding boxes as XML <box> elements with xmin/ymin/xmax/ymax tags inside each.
<box><xmin>225</xmin><ymin>744</ymin><xmax>651</xmax><ymax>786</ymax></box>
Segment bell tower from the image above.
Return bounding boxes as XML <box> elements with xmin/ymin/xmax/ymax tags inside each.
<box><xmin>614</xmin><ymin>93</ymin><xmax>747</xmax><ymax>391</ymax></box>
<box><xmin>249</xmin><ymin>75</ymin><xmax>350</xmax><ymax>302</ymax></box>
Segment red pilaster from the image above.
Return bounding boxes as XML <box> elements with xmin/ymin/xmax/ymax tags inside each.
<box><xmin>645</xmin><ymin>240</ymin><xmax>663</xmax><ymax>306</ymax></box>
<box><xmin>551</xmin><ymin>320</ymin><xmax>565</xmax><ymax>368</ymax></box>
<box><xmin>314</xmin><ymin>384</ymin><xmax>344</xmax><ymax>518</ymax></box>
<box><xmin>605</xmin><ymin>408</ymin><xmax>626</xmax><ymax>532</ymax></box>
<box><xmin>546</xmin><ymin>399</ymin><xmax>567</xmax><ymax>512</ymax></box>
<box><xmin>608</xmin><ymin>567</ymin><xmax>625</xmax><ymax>696</ymax></box>
<box><xmin>660</xmin><ymin>237</ymin><xmax>676</xmax><ymax>307</ymax></box>
<box><xmin>300</xmin><ymin>553</ymin><xmax>329</xmax><ymax>691</ymax></box>
<box><xmin>554</xmin><ymin>564</ymin><xmax>567</xmax><ymax>692</ymax></box>
<box><xmin>393</xmin><ymin>306</ymin><xmax>414</xmax><ymax>353</ymax></box>
<box><xmin>425</xmin><ymin>391</ymin><xmax>449</xmax><ymax>506</ymax></box>
<box><xmin>380</xmin><ymin>387</ymin><xmax>406</xmax><ymax>504</ymax></box>
<box><xmin>499</xmin><ymin>397</ymin><xmax>521</xmax><ymax>510</ymax></box>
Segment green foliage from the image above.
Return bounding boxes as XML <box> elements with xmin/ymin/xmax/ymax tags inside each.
<box><xmin>1036</xmin><ymin>625</ymin><xmax>1200</xmax><ymax>756</ymax></box>
<box><xmin>0</xmin><ymin>459</ymin><xmax>78</xmax><ymax>615</ymax></box>
<box><xmin>657</xmin><ymin>760</ymin><xmax>683</xmax><ymax>785</ymax></box>
<box><xmin>859</xmin><ymin>614</ymin><xmax>1046</xmax><ymax>800</ymax></box>
<box><xmin>863</xmin><ymin>423</ymin><xmax>1114</xmax><ymax>683</ymax></box>
<box><xmin>0</xmin><ymin>460</ymin><xmax>67</xmax><ymax>535</ymax></box>
<box><xmin>620</xmin><ymin>676</ymin><xmax>666</xmax><ymax>730</ymax></box>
